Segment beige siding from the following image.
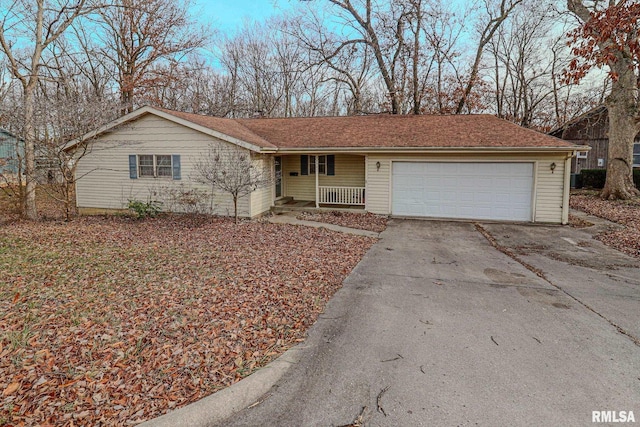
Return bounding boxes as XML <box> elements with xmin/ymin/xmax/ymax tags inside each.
<box><xmin>534</xmin><ymin>159</ymin><xmax>565</xmax><ymax>223</ymax></box>
<box><xmin>282</xmin><ymin>154</ymin><xmax>365</xmax><ymax>201</ymax></box>
<box><xmin>250</xmin><ymin>155</ymin><xmax>275</xmax><ymax>217</ymax></box>
<box><xmin>75</xmin><ymin>114</ymin><xmax>254</xmax><ymax>217</ymax></box>
<box><xmin>366</xmin><ymin>157</ymin><xmax>392</xmax><ymax>214</ymax></box>
<box><xmin>365</xmin><ymin>153</ymin><xmax>569</xmax><ymax>224</ymax></box>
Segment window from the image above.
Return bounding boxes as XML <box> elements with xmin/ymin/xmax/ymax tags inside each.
<box><xmin>300</xmin><ymin>154</ymin><xmax>334</xmax><ymax>176</ymax></box>
<box><xmin>634</xmin><ymin>143</ymin><xmax>640</xmax><ymax>168</ymax></box>
<box><xmin>156</xmin><ymin>155</ymin><xmax>172</xmax><ymax>177</ymax></box>
<box><xmin>309</xmin><ymin>155</ymin><xmax>326</xmax><ymax>175</ymax></box>
<box><xmin>134</xmin><ymin>154</ymin><xmax>179</xmax><ymax>179</ymax></box>
<box><xmin>138</xmin><ymin>155</ymin><xmax>155</xmax><ymax>177</ymax></box>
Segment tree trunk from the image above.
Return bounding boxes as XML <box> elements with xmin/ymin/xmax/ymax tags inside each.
<box><xmin>601</xmin><ymin>57</ymin><xmax>640</xmax><ymax>200</ymax></box>
<box><xmin>411</xmin><ymin>0</ymin><xmax>422</xmax><ymax>115</ymax></box>
<box><xmin>233</xmin><ymin>196</ymin><xmax>238</xmax><ymax>224</ymax></box>
<box><xmin>65</xmin><ymin>181</ymin><xmax>73</xmax><ymax>222</ymax></box>
<box><xmin>23</xmin><ymin>83</ymin><xmax>38</xmax><ymax>220</ymax></box>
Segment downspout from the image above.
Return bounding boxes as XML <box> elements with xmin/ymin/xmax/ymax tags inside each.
<box><xmin>561</xmin><ymin>154</ymin><xmax>572</xmax><ymax>225</ymax></box>
<box><xmin>315</xmin><ymin>155</ymin><xmax>319</xmax><ymax>209</ymax></box>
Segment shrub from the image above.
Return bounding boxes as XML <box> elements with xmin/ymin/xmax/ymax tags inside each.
<box><xmin>149</xmin><ymin>184</ymin><xmax>210</xmax><ymax>214</ymax></box>
<box><xmin>580</xmin><ymin>168</ymin><xmax>640</xmax><ymax>190</ymax></box>
<box><xmin>128</xmin><ymin>199</ymin><xmax>162</xmax><ymax>219</ymax></box>
<box><xmin>580</xmin><ymin>169</ymin><xmax>607</xmax><ymax>188</ymax></box>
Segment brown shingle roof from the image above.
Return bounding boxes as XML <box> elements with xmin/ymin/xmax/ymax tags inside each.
<box><xmin>154</xmin><ymin>108</ymin><xmax>577</xmax><ymax>150</ymax></box>
<box><xmin>236</xmin><ymin>114</ymin><xmax>576</xmax><ymax>149</ymax></box>
<box><xmin>157</xmin><ymin>108</ymin><xmax>276</xmax><ymax>149</ymax></box>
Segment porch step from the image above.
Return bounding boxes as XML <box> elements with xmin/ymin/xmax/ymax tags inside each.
<box><xmin>274</xmin><ymin>197</ymin><xmax>294</xmax><ymax>206</ymax></box>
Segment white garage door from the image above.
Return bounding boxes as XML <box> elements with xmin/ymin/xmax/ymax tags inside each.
<box><xmin>392</xmin><ymin>162</ymin><xmax>534</xmax><ymax>221</ymax></box>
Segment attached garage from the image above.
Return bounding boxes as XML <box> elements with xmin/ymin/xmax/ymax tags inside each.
<box><xmin>391</xmin><ymin>162</ymin><xmax>534</xmax><ymax>221</ymax></box>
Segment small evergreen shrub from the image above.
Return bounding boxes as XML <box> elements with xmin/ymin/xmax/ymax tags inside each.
<box><xmin>580</xmin><ymin>169</ymin><xmax>607</xmax><ymax>189</ymax></box>
<box><xmin>580</xmin><ymin>168</ymin><xmax>640</xmax><ymax>190</ymax></box>
<box><xmin>127</xmin><ymin>199</ymin><xmax>162</xmax><ymax>219</ymax></box>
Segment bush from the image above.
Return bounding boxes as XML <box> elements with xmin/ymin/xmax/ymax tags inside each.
<box><xmin>580</xmin><ymin>169</ymin><xmax>607</xmax><ymax>189</ymax></box>
<box><xmin>580</xmin><ymin>168</ymin><xmax>640</xmax><ymax>190</ymax></box>
<box><xmin>128</xmin><ymin>199</ymin><xmax>162</xmax><ymax>219</ymax></box>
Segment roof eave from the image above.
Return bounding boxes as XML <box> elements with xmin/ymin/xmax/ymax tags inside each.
<box><xmin>64</xmin><ymin>106</ymin><xmax>272</xmax><ymax>153</ymax></box>
<box><xmin>273</xmin><ymin>146</ymin><xmax>589</xmax><ymax>154</ymax></box>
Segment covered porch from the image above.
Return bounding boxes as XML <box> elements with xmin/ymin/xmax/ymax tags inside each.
<box><xmin>274</xmin><ymin>153</ymin><xmax>366</xmax><ymax>209</ymax></box>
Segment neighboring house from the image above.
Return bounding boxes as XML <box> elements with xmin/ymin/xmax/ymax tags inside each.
<box><xmin>549</xmin><ymin>106</ymin><xmax>640</xmax><ymax>174</ymax></box>
<box><xmin>0</xmin><ymin>128</ymin><xmax>63</xmax><ymax>184</ymax></box>
<box><xmin>0</xmin><ymin>128</ymin><xmax>24</xmax><ymax>182</ymax></box>
<box><xmin>72</xmin><ymin>106</ymin><xmax>586</xmax><ymax>224</ymax></box>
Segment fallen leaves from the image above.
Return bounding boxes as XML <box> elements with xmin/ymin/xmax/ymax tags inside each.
<box><xmin>297</xmin><ymin>211</ymin><xmax>388</xmax><ymax>233</ymax></box>
<box><xmin>3</xmin><ymin>383</ymin><xmax>20</xmax><ymax>396</ymax></box>
<box><xmin>0</xmin><ymin>215</ymin><xmax>376</xmax><ymax>425</ymax></box>
<box><xmin>570</xmin><ymin>192</ymin><xmax>640</xmax><ymax>258</ymax></box>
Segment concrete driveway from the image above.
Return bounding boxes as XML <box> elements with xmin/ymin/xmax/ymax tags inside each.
<box><xmin>219</xmin><ymin>219</ymin><xmax>640</xmax><ymax>427</ymax></box>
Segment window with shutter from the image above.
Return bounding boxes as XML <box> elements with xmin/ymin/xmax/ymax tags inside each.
<box><xmin>134</xmin><ymin>155</ymin><xmax>181</xmax><ymax>179</ymax></box>
<box><xmin>309</xmin><ymin>155</ymin><xmax>327</xmax><ymax>175</ymax></box>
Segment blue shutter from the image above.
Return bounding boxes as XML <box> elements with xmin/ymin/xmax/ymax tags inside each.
<box><xmin>300</xmin><ymin>155</ymin><xmax>308</xmax><ymax>175</ymax></box>
<box><xmin>172</xmin><ymin>154</ymin><xmax>181</xmax><ymax>180</ymax></box>
<box><xmin>129</xmin><ymin>155</ymin><xmax>137</xmax><ymax>179</ymax></box>
<box><xmin>327</xmin><ymin>155</ymin><xmax>335</xmax><ymax>176</ymax></box>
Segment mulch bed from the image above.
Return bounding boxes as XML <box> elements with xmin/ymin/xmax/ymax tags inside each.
<box><xmin>570</xmin><ymin>192</ymin><xmax>640</xmax><ymax>258</ymax></box>
<box><xmin>0</xmin><ymin>215</ymin><xmax>376</xmax><ymax>425</ymax></box>
<box><xmin>296</xmin><ymin>211</ymin><xmax>388</xmax><ymax>233</ymax></box>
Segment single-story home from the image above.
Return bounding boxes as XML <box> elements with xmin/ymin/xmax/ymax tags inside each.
<box><xmin>549</xmin><ymin>105</ymin><xmax>640</xmax><ymax>174</ymax></box>
<box><xmin>72</xmin><ymin>106</ymin><xmax>587</xmax><ymax>224</ymax></box>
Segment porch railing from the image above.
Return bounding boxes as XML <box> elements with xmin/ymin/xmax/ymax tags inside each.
<box><xmin>318</xmin><ymin>186</ymin><xmax>365</xmax><ymax>205</ymax></box>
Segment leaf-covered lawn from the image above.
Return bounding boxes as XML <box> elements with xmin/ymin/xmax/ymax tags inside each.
<box><xmin>296</xmin><ymin>211</ymin><xmax>388</xmax><ymax>233</ymax></box>
<box><xmin>0</xmin><ymin>216</ymin><xmax>376</xmax><ymax>426</ymax></box>
<box><xmin>570</xmin><ymin>191</ymin><xmax>640</xmax><ymax>258</ymax></box>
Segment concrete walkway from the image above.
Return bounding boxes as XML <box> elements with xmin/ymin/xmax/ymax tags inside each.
<box><xmin>267</xmin><ymin>211</ymin><xmax>381</xmax><ymax>238</ymax></box>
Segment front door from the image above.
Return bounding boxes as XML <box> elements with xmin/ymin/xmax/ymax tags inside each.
<box><xmin>275</xmin><ymin>156</ymin><xmax>282</xmax><ymax>198</ymax></box>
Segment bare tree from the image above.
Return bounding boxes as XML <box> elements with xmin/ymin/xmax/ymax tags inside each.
<box><xmin>292</xmin><ymin>8</ymin><xmax>376</xmax><ymax>114</ymax></box>
<box><xmin>195</xmin><ymin>146</ymin><xmax>272</xmax><ymax>223</ymax></box>
<box><xmin>218</xmin><ymin>24</ymin><xmax>283</xmax><ymax>117</ymax></box>
<box><xmin>34</xmin><ymin>93</ymin><xmax>120</xmax><ymax>220</ymax></box>
<box><xmin>420</xmin><ymin>1</ymin><xmax>469</xmax><ymax>114</ymax></box>
<box><xmin>95</xmin><ymin>0</ymin><xmax>208</xmax><ymax>113</ymax></box>
<box><xmin>486</xmin><ymin>1</ymin><xmax>562</xmax><ymax>128</ymax></box>
<box><xmin>68</xmin><ymin>20</ymin><xmax>116</xmax><ymax>98</ymax></box>
<box><xmin>455</xmin><ymin>0</ymin><xmax>523</xmax><ymax>114</ymax></box>
<box><xmin>308</xmin><ymin>0</ymin><xmax>411</xmax><ymax>114</ymax></box>
<box><xmin>0</xmin><ymin>0</ymin><xmax>105</xmax><ymax>220</ymax></box>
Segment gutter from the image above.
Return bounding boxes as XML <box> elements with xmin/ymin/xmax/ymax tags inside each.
<box><xmin>267</xmin><ymin>145</ymin><xmax>592</xmax><ymax>155</ymax></box>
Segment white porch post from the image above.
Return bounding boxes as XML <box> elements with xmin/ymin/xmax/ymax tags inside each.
<box><xmin>315</xmin><ymin>155</ymin><xmax>319</xmax><ymax>208</ymax></box>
